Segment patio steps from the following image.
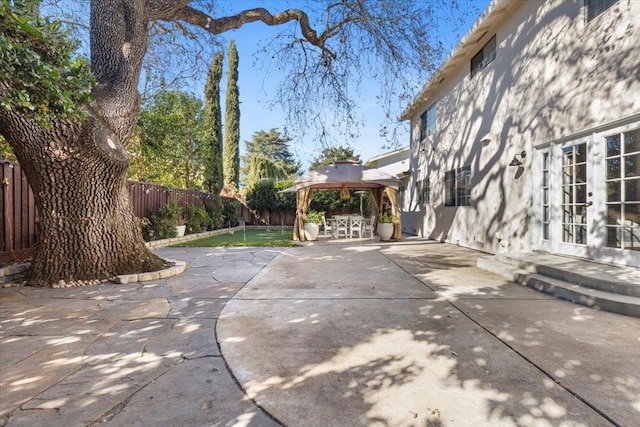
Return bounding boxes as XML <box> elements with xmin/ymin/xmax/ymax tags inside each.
<box><xmin>477</xmin><ymin>252</ymin><xmax>640</xmax><ymax>318</ymax></box>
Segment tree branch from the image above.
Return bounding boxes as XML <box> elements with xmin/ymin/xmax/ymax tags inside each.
<box><xmin>169</xmin><ymin>6</ymin><xmax>337</xmax><ymax>59</ymax></box>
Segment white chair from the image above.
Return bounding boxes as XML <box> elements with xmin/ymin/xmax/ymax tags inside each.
<box><xmin>362</xmin><ymin>216</ymin><xmax>375</xmax><ymax>238</ymax></box>
<box><xmin>334</xmin><ymin>216</ymin><xmax>349</xmax><ymax>238</ymax></box>
<box><xmin>321</xmin><ymin>215</ymin><xmax>334</xmax><ymax>237</ymax></box>
<box><xmin>349</xmin><ymin>216</ymin><xmax>363</xmax><ymax>238</ymax></box>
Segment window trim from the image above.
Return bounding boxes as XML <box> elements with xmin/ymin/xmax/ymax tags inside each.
<box><xmin>585</xmin><ymin>0</ymin><xmax>618</xmax><ymax>23</ymax></box>
<box><xmin>419</xmin><ymin>104</ymin><xmax>437</xmax><ymax>144</ymax></box>
<box><xmin>445</xmin><ymin>165</ymin><xmax>472</xmax><ymax>207</ymax></box>
<box><xmin>418</xmin><ymin>177</ymin><xmax>430</xmax><ymax>205</ymax></box>
<box><xmin>470</xmin><ymin>35</ymin><xmax>496</xmax><ymax>78</ymax></box>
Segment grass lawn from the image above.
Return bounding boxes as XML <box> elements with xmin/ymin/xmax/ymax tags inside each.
<box><xmin>171</xmin><ymin>228</ymin><xmax>298</xmax><ymax>247</ymax></box>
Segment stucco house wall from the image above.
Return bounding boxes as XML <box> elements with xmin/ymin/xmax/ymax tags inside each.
<box><xmin>403</xmin><ymin>0</ymin><xmax>640</xmax><ymax>263</ymax></box>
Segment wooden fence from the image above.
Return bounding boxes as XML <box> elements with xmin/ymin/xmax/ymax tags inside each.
<box><xmin>1</xmin><ymin>160</ymin><xmax>241</xmax><ymax>258</ymax></box>
<box><xmin>1</xmin><ymin>160</ymin><xmax>37</xmax><ymax>256</ymax></box>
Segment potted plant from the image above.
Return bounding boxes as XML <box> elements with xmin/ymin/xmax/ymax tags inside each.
<box><xmin>377</xmin><ymin>212</ymin><xmax>395</xmax><ymax>241</ymax></box>
<box><xmin>303</xmin><ymin>210</ymin><xmax>324</xmax><ymax>241</ymax></box>
<box><xmin>176</xmin><ymin>214</ymin><xmax>186</xmax><ymax>237</ymax></box>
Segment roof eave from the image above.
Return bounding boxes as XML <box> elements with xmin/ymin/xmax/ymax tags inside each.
<box><xmin>399</xmin><ymin>0</ymin><xmax>521</xmax><ymax>122</ymax></box>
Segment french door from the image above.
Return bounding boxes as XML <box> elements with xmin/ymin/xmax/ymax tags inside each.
<box><xmin>539</xmin><ymin>123</ymin><xmax>640</xmax><ymax>267</ymax></box>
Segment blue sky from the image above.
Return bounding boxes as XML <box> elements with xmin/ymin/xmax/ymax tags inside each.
<box><xmin>46</xmin><ymin>0</ymin><xmax>492</xmax><ymax>171</ymax></box>
<box><xmin>197</xmin><ymin>1</ymin><xmax>492</xmax><ymax>171</ymax></box>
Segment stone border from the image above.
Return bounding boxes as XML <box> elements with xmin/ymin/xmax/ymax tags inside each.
<box><xmin>1</xmin><ymin>262</ymin><xmax>32</xmax><ymax>286</ymax></box>
<box><xmin>144</xmin><ymin>226</ymin><xmax>246</xmax><ymax>249</ymax></box>
<box><xmin>109</xmin><ymin>259</ymin><xmax>187</xmax><ymax>284</ymax></box>
<box><xmin>1</xmin><ymin>226</ymin><xmax>294</xmax><ymax>287</ymax></box>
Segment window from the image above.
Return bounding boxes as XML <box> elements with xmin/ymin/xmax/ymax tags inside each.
<box><xmin>445</xmin><ymin>165</ymin><xmax>472</xmax><ymax>207</ymax></box>
<box><xmin>418</xmin><ymin>177</ymin><xmax>430</xmax><ymax>205</ymax></box>
<box><xmin>470</xmin><ymin>35</ymin><xmax>496</xmax><ymax>78</ymax></box>
<box><xmin>586</xmin><ymin>0</ymin><xmax>618</xmax><ymax>22</ymax></box>
<box><xmin>605</xmin><ymin>128</ymin><xmax>640</xmax><ymax>251</ymax></box>
<box><xmin>419</xmin><ymin>104</ymin><xmax>437</xmax><ymax>142</ymax></box>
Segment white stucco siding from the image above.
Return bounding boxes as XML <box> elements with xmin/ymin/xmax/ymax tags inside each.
<box><xmin>406</xmin><ymin>0</ymin><xmax>640</xmax><ymax>254</ymax></box>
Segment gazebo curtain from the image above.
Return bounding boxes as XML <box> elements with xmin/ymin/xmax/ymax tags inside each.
<box><xmin>368</xmin><ymin>188</ymin><xmax>383</xmax><ymax>233</ymax></box>
<box><xmin>292</xmin><ymin>186</ymin><xmax>401</xmax><ymax>241</ymax></box>
<box><xmin>384</xmin><ymin>187</ymin><xmax>403</xmax><ymax>241</ymax></box>
<box><xmin>293</xmin><ymin>187</ymin><xmax>315</xmax><ymax>241</ymax></box>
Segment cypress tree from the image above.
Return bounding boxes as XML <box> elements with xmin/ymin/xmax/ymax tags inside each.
<box><xmin>203</xmin><ymin>51</ymin><xmax>225</xmax><ymax>227</ymax></box>
<box><xmin>224</xmin><ymin>40</ymin><xmax>240</xmax><ymax>190</ymax></box>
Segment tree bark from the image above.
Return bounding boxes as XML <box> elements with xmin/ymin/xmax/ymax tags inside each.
<box><xmin>0</xmin><ymin>111</ymin><xmax>168</xmax><ymax>286</ymax></box>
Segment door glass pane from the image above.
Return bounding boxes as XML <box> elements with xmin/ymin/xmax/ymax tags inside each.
<box><xmin>575</xmin><ymin>144</ymin><xmax>587</xmax><ymax>163</ymax></box>
<box><xmin>576</xmin><ymin>185</ymin><xmax>586</xmax><ymax>204</ymax></box>
<box><xmin>564</xmin><ymin>224</ymin><xmax>573</xmax><ymax>242</ymax></box>
<box><xmin>607</xmin><ymin>158</ymin><xmax>621</xmax><ymax>179</ymax></box>
<box><xmin>564</xmin><ymin>205</ymin><xmax>574</xmax><ymax>223</ymax></box>
<box><xmin>606</xmin><ymin>205</ymin><xmax>622</xmax><ymax>225</ymax></box>
<box><xmin>606</xmin><ymin>134</ymin><xmax>621</xmax><ymax>156</ymax></box>
<box><xmin>625</xmin><ymin>154</ymin><xmax>639</xmax><ymax>177</ymax></box>
<box><xmin>607</xmin><ymin>181</ymin><xmax>621</xmax><ymax>202</ymax></box>
<box><xmin>606</xmin><ymin>227</ymin><xmax>621</xmax><ymax>248</ymax></box>
<box><xmin>629</xmin><ymin>203</ymin><xmax>640</xmax><ymax>250</ymax></box>
<box><xmin>627</xmin><ymin>203</ymin><xmax>639</xmax><ymax>225</ymax></box>
<box><xmin>624</xmin><ymin>129</ymin><xmax>640</xmax><ymax>154</ymax></box>
<box><xmin>576</xmin><ymin>225</ymin><xmax>587</xmax><ymax>244</ymax></box>
<box><xmin>628</xmin><ymin>228</ymin><xmax>640</xmax><ymax>250</ymax></box>
<box><xmin>576</xmin><ymin>164</ymin><xmax>587</xmax><ymax>183</ymax></box>
<box><xmin>626</xmin><ymin>179</ymin><xmax>640</xmax><ymax>202</ymax></box>
<box><xmin>563</xmin><ymin>147</ymin><xmax>574</xmax><ymax>165</ymax></box>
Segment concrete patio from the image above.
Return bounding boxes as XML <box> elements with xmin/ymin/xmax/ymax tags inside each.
<box><xmin>1</xmin><ymin>239</ymin><xmax>638</xmax><ymax>426</ymax></box>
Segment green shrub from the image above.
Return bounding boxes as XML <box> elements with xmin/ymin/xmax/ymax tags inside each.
<box><xmin>222</xmin><ymin>199</ymin><xmax>240</xmax><ymax>226</ymax></box>
<box><xmin>150</xmin><ymin>201</ymin><xmax>182</xmax><ymax>239</ymax></box>
<box><xmin>186</xmin><ymin>203</ymin><xmax>211</xmax><ymax>234</ymax></box>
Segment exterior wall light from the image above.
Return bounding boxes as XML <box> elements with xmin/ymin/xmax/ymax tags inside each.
<box><xmin>509</xmin><ymin>151</ymin><xmax>526</xmax><ymax>167</ymax></box>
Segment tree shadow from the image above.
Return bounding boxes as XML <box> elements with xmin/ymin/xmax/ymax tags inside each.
<box><xmin>0</xmin><ymin>248</ymin><xmax>284</xmax><ymax>426</ymax></box>
<box><xmin>408</xmin><ymin>0</ymin><xmax>639</xmax><ymax>257</ymax></box>
<box><xmin>218</xmin><ymin>243</ymin><xmax>639</xmax><ymax>426</ymax></box>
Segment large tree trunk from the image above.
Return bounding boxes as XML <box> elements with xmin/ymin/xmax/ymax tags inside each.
<box><xmin>1</xmin><ymin>114</ymin><xmax>168</xmax><ymax>286</ymax></box>
<box><xmin>0</xmin><ymin>0</ymin><xmax>168</xmax><ymax>286</ymax></box>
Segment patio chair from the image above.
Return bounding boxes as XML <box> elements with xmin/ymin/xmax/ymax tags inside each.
<box><xmin>334</xmin><ymin>215</ymin><xmax>349</xmax><ymax>238</ymax></box>
<box><xmin>321</xmin><ymin>215</ymin><xmax>334</xmax><ymax>237</ymax></box>
<box><xmin>349</xmin><ymin>215</ymin><xmax>363</xmax><ymax>238</ymax></box>
<box><xmin>362</xmin><ymin>216</ymin><xmax>375</xmax><ymax>238</ymax></box>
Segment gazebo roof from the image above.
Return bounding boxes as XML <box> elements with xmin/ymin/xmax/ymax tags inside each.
<box><xmin>281</xmin><ymin>160</ymin><xmax>401</xmax><ymax>192</ymax></box>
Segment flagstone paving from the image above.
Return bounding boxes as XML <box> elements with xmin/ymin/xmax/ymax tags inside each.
<box><xmin>1</xmin><ymin>241</ymin><xmax>639</xmax><ymax>426</ymax></box>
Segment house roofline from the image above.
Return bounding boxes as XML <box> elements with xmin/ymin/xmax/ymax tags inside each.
<box><xmin>399</xmin><ymin>0</ymin><xmax>523</xmax><ymax>121</ymax></box>
<box><xmin>365</xmin><ymin>146</ymin><xmax>410</xmax><ymax>164</ymax></box>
